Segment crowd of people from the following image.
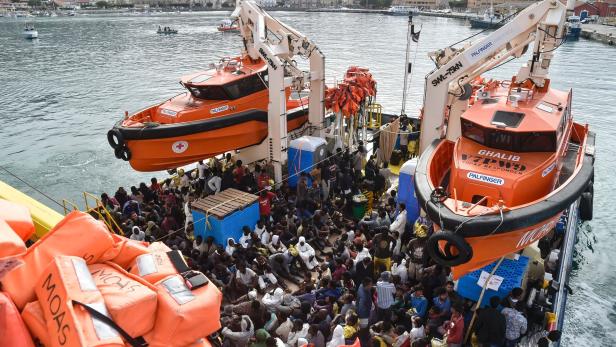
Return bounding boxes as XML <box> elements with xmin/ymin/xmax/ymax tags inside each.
<box><xmin>98</xmin><ymin>136</ymin><xmax>555</xmax><ymax>347</ymax></box>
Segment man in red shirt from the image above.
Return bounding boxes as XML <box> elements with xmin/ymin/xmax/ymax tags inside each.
<box><xmin>444</xmin><ymin>303</ymin><xmax>464</xmax><ymax>347</ymax></box>
<box><xmin>258</xmin><ymin>190</ymin><xmax>276</xmax><ymax>219</ymax></box>
<box><xmin>233</xmin><ymin>160</ymin><xmax>245</xmax><ymax>186</ymax></box>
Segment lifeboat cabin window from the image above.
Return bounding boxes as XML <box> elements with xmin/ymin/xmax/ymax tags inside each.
<box><xmin>186</xmin><ymin>85</ymin><xmax>229</xmax><ymax>100</ymax></box>
<box><xmin>224</xmin><ymin>73</ymin><xmax>267</xmax><ymax>100</ymax></box>
<box><xmin>461</xmin><ymin>118</ymin><xmax>557</xmax><ymax>153</ymax></box>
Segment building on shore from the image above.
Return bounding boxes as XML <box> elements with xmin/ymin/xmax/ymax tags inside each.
<box><xmin>466</xmin><ymin>0</ymin><xmax>536</xmax><ymax>10</ymax></box>
<box><xmin>574</xmin><ymin>0</ymin><xmax>616</xmax><ymax>18</ymax></box>
<box><xmin>391</xmin><ymin>0</ymin><xmax>448</xmax><ymax>9</ymax></box>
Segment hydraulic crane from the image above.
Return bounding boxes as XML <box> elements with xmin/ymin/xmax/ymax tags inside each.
<box><xmin>231</xmin><ymin>0</ymin><xmax>325</xmax><ymax>183</ymax></box>
<box><xmin>418</xmin><ymin>0</ymin><xmax>575</xmax><ymax>154</ymax></box>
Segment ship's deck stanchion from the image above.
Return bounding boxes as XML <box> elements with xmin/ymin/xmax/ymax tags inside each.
<box><xmin>366</xmin><ymin>103</ymin><xmax>383</xmax><ymax>129</ymax></box>
<box><xmin>61</xmin><ymin>199</ymin><xmax>79</xmax><ymax>215</ymax></box>
<box><xmin>83</xmin><ymin>192</ymin><xmax>124</xmax><ymax>235</ymax></box>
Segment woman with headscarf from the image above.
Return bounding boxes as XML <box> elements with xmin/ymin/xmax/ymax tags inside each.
<box><xmin>392</xmin><ymin>259</ymin><xmax>409</xmax><ymax>284</ymax></box>
<box><xmin>129</xmin><ymin>226</ymin><xmax>145</xmax><ymax>241</ymax></box>
<box><xmin>226</xmin><ymin>238</ymin><xmax>238</xmax><ymax>257</ymax></box>
<box><xmin>326</xmin><ymin>325</ymin><xmax>345</xmax><ymax>347</ymax></box>
<box><xmin>267</xmin><ymin>234</ymin><xmax>287</xmax><ymax>254</ymax></box>
<box><xmin>296</xmin><ymin>236</ymin><xmax>318</xmax><ymax>270</ymax></box>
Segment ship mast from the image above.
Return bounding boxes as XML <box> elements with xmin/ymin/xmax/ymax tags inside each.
<box><xmin>401</xmin><ymin>15</ymin><xmax>413</xmax><ymax>115</ymax></box>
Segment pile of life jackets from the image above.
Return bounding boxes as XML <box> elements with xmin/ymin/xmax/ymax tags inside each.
<box><xmin>0</xmin><ymin>199</ymin><xmax>222</xmax><ymax>347</ymax></box>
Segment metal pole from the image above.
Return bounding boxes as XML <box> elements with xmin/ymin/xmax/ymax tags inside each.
<box><xmin>401</xmin><ymin>15</ymin><xmax>413</xmax><ymax>115</ymax></box>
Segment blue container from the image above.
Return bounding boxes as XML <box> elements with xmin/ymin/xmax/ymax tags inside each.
<box><xmin>192</xmin><ymin>201</ymin><xmax>259</xmax><ymax>246</ymax></box>
<box><xmin>397</xmin><ymin>158</ymin><xmax>420</xmax><ymax>225</ymax></box>
<box><xmin>287</xmin><ymin>136</ymin><xmax>328</xmax><ymax>188</ymax></box>
<box><xmin>457</xmin><ymin>256</ymin><xmax>530</xmax><ymax>307</ymax></box>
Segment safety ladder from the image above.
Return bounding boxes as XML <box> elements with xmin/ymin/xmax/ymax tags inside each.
<box><xmin>62</xmin><ymin>192</ymin><xmax>124</xmax><ymax>235</ymax></box>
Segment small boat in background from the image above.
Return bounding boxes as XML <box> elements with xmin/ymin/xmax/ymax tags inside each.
<box><xmin>217</xmin><ymin>19</ymin><xmax>239</xmax><ymax>32</ymax></box>
<box><xmin>566</xmin><ymin>15</ymin><xmax>582</xmax><ymax>40</ymax></box>
<box><xmin>157</xmin><ymin>26</ymin><xmax>178</xmax><ymax>34</ymax></box>
<box><xmin>386</xmin><ymin>5</ymin><xmax>418</xmax><ymax>16</ymax></box>
<box><xmin>470</xmin><ymin>7</ymin><xmax>505</xmax><ymax>29</ymax></box>
<box><xmin>22</xmin><ymin>24</ymin><xmax>38</xmax><ymax>39</ymax></box>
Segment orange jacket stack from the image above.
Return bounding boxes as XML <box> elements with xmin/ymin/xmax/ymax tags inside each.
<box><xmin>0</xmin><ymin>208</ymin><xmax>223</xmax><ymax>347</ymax></box>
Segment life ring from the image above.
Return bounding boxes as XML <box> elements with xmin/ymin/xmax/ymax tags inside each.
<box><xmin>426</xmin><ymin>230</ymin><xmax>473</xmax><ymax>267</ymax></box>
<box><xmin>107</xmin><ymin>129</ymin><xmax>124</xmax><ymax>149</ymax></box>
<box><xmin>114</xmin><ymin>146</ymin><xmax>131</xmax><ymax>161</ymax></box>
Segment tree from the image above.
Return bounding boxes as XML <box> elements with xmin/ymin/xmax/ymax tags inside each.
<box><xmin>96</xmin><ymin>0</ymin><xmax>108</xmax><ymax>8</ymax></box>
<box><xmin>27</xmin><ymin>0</ymin><xmax>41</xmax><ymax>6</ymax></box>
<box><xmin>206</xmin><ymin>2</ymin><xmax>213</xmax><ymax>7</ymax></box>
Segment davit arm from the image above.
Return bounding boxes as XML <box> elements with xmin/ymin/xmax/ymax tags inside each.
<box><xmin>418</xmin><ymin>0</ymin><xmax>575</xmax><ymax>155</ymax></box>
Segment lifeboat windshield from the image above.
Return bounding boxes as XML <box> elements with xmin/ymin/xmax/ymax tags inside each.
<box><xmin>183</xmin><ymin>73</ymin><xmax>267</xmax><ymax>101</ymax></box>
<box><xmin>461</xmin><ymin>118</ymin><xmax>557</xmax><ymax>153</ymax></box>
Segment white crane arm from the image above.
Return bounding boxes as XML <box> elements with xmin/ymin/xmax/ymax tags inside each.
<box><xmin>418</xmin><ymin>0</ymin><xmax>574</xmax><ymax>154</ymax></box>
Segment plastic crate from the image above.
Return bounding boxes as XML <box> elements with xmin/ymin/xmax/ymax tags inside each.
<box><xmin>456</xmin><ymin>256</ymin><xmax>530</xmax><ymax>307</ymax></box>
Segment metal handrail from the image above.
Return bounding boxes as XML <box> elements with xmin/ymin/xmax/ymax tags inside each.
<box><xmin>61</xmin><ymin>199</ymin><xmax>79</xmax><ymax>215</ymax></box>
<box><xmin>366</xmin><ymin>103</ymin><xmax>383</xmax><ymax>129</ymax></box>
<box><xmin>82</xmin><ymin>192</ymin><xmax>124</xmax><ymax>235</ymax></box>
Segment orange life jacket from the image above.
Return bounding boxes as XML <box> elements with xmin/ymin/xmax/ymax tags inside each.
<box><xmin>145</xmin><ymin>274</ymin><xmax>222</xmax><ymax>347</ymax></box>
<box><xmin>101</xmin><ymin>234</ymin><xmax>150</xmax><ymax>269</ymax></box>
<box><xmin>34</xmin><ymin>256</ymin><xmax>125</xmax><ymax>347</ymax></box>
<box><xmin>21</xmin><ymin>300</ymin><xmax>51</xmax><ymax>347</ymax></box>
<box><xmin>128</xmin><ymin>250</ymin><xmax>188</xmax><ymax>285</ymax></box>
<box><xmin>148</xmin><ymin>242</ymin><xmax>172</xmax><ymax>253</ymax></box>
<box><xmin>89</xmin><ymin>262</ymin><xmax>158</xmax><ymax>337</ymax></box>
<box><xmin>0</xmin><ymin>218</ymin><xmax>27</xmax><ymax>259</ymax></box>
<box><xmin>2</xmin><ymin>211</ymin><xmax>115</xmax><ymax>309</ymax></box>
<box><xmin>0</xmin><ymin>291</ymin><xmax>35</xmax><ymax>347</ymax></box>
<box><xmin>0</xmin><ymin>199</ymin><xmax>35</xmax><ymax>241</ymax></box>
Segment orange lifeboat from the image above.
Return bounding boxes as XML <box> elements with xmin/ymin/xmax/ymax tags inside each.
<box><xmin>107</xmin><ymin>56</ymin><xmax>308</xmax><ymax>172</ymax></box>
<box><xmin>415</xmin><ymin>78</ymin><xmax>595</xmax><ymax>278</ymax></box>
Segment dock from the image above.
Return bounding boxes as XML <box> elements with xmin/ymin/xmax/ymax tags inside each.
<box><xmin>581</xmin><ymin>24</ymin><xmax>616</xmax><ymax>46</ymax></box>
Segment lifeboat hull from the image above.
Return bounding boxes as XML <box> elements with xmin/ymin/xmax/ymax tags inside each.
<box><xmin>113</xmin><ymin>108</ymin><xmax>308</xmax><ymax>172</ymax></box>
<box><xmin>415</xmin><ymin>131</ymin><xmax>595</xmax><ymax>277</ymax></box>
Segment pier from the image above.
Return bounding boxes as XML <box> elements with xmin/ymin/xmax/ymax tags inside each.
<box><xmin>581</xmin><ymin>24</ymin><xmax>616</xmax><ymax>46</ymax></box>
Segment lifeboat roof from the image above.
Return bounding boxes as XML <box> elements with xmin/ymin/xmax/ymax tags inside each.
<box><xmin>180</xmin><ymin>57</ymin><xmax>266</xmax><ymax>87</ymax></box>
<box><xmin>462</xmin><ymin>85</ymin><xmax>569</xmax><ymax>133</ymax></box>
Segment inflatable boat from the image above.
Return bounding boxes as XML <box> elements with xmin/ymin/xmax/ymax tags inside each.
<box><xmin>107</xmin><ymin>56</ymin><xmax>309</xmax><ymax>171</ymax></box>
<box><xmin>415</xmin><ymin>78</ymin><xmax>595</xmax><ymax>278</ymax></box>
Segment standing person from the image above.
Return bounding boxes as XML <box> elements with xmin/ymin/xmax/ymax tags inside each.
<box><xmin>389</xmin><ymin>203</ymin><xmax>407</xmax><ymax>239</ymax></box>
<box><xmin>373</xmin><ymin>228</ymin><xmax>394</xmax><ymax>276</ymax></box>
<box><xmin>475</xmin><ymin>296</ymin><xmax>506</xmax><ymax>347</ymax></box>
<box><xmin>259</xmin><ymin>190</ymin><xmax>277</xmax><ymax>221</ymax></box>
<box><xmin>502</xmin><ymin>302</ymin><xmax>527</xmax><ymax>347</ymax></box>
<box><xmin>375</xmin><ymin>271</ymin><xmax>396</xmax><ymax>323</ymax></box>
<box><xmin>356</xmin><ymin>277</ymin><xmax>374</xmax><ymax>329</ymax></box>
<box><xmin>197</xmin><ymin>160</ymin><xmax>208</xmax><ymax>192</ymax></box>
<box><xmin>208</xmin><ymin>168</ymin><xmax>222</xmax><ymax>194</ymax></box>
<box><xmin>398</xmin><ymin>122</ymin><xmax>410</xmax><ymax>160</ymax></box>
<box><xmin>443</xmin><ymin>303</ymin><xmax>464</xmax><ymax>347</ymax></box>
<box><xmin>233</xmin><ymin>160</ymin><xmax>246</xmax><ymax>188</ymax></box>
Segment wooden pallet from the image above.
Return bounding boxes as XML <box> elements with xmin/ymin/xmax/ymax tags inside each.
<box><xmin>191</xmin><ymin>188</ymin><xmax>258</xmax><ymax>219</ymax></box>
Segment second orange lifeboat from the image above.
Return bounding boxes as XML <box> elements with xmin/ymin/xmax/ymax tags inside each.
<box><xmin>107</xmin><ymin>56</ymin><xmax>308</xmax><ymax>172</ymax></box>
<box><xmin>415</xmin><ymin>78</ymin><xmax>595</xmax><ymax>278</ymax></box>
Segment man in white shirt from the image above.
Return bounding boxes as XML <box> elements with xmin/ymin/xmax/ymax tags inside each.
<box><xmin>208</xmin><ymin>172</ymin><xmax>222</xmax><ymax>194</ymax></box>
<box><xmin>376</xmin><ymin>271</ymin><xmax>396</xmax><ymax>322</ymax></box>
<box><xmin>389</xmin><ymin>203</ymin><xmax>407</xmax><ymax>236</ymax></box>
<box><xmin>197</xmin><ymin>160</ymin><xmax>208</xmax><ymax>191</ymax></box>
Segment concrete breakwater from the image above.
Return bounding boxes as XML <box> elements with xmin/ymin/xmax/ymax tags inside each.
<box><xmin>581</xmin><ymin>24</ymin><xmax>616</xmax><ymax>47</ymax></box>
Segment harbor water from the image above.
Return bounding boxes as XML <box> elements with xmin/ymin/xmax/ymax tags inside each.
<box><xmin>0</xmin><ymin>11</ymin><xmax>615</xmax><ymax>345</ymax></box>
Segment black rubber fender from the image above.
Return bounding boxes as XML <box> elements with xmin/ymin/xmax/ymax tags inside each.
<box><xmin>426</xmin><ymin>230</ymin><xmax>473</xmax><ymax>267</ymax></box>
<box><xmin>114</xmin><ymin>146</ymin><xmax>131</xmax><ymax>161</ymax></box>
<box><xmin>580</xmin><ymin>191</ymin><xmax>593</xmax><ymax>221</ymax></box>
<box><xmin>107</xmin><ymin>129</ymin><xmax>124</xmax><ymax>149</ymax></box>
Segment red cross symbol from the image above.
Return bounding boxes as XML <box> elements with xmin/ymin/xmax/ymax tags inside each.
<box><xmin>176</xmin><ymin>143</ymin><xmax>185</xmax><ymax>150</ymax></box>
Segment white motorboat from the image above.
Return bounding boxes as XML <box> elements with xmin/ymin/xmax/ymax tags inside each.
<box><xmin>23</xmin><ymin>25</ymin><xmax>38</xmax><ymax>39</ymax></box>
